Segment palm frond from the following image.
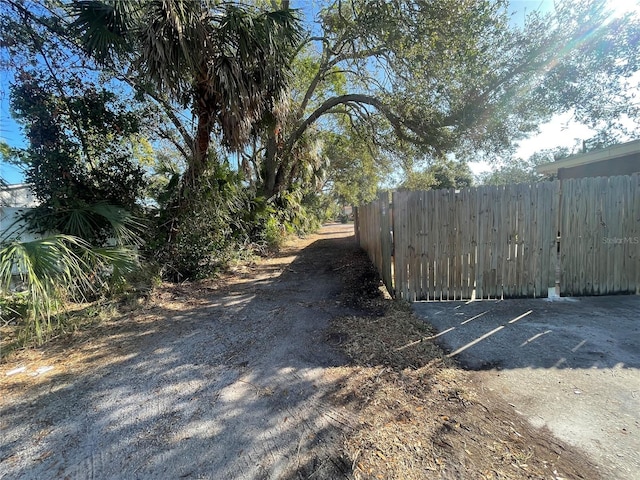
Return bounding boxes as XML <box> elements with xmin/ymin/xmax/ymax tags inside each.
<box><xmin>76</xmin><ymin>203</ymin><xmax>145</xmax><ymax>246</ymax></box>
<box><xmin>208</xmin><ymin>4</ymin><xmax>303</xmax><ymax>150</ymax></box>
<box><xmin>0</xmin><ymin>236</ymin><xmax>89</xmax><ymax>340</ymax></box>
<box><xmin>0</xmin><ymin>234</ymin><xmax>139</xmax><ymax>343</ymax></box>
<box><xmin>69</xmin><ymin>0</ymin><xmax>140</xmax><ymax>63</ymax></box>
<box><xmin>139</xmin><ymin>0</ymin><xmax>206</xmax><ymax>96</ymax></box>
<box><xmin>82</xmin><ymin>245</ymin><xmax>139</xmax><ymax>286</ymax></box>
<box><xmin>22</xmin><ymin>202</ymin><xmax>145</xmax><ymax>247</ymax></box>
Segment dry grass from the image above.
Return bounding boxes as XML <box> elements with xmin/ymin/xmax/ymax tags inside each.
<box><xmin>333</xmin><ymin>302</ymin><xmax>450</xmax><ymax>371</ymax></box>
<box><xmin>329</xmin><ymin>249</ymin><xmax>600</xmax><ymax>480</ymax></box>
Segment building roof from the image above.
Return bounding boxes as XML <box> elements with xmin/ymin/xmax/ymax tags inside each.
<box><xmin>536</xmin><ymin>138</ymin><xmax>640</xmax><ymax>175</ymax></box>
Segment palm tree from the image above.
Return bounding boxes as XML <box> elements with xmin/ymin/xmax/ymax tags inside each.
<box><xmin>0</xmin><ymin>233</ymin><xmax>138</xmax><ymax>344</ymax></box>
<box><xmin>70</xmin><ymin>0</ymin><xmax>302</xmax><ymax>192</ymax></box>
<box><xmin>0</xmin><ymin>184</ymin><xmax>141</xmax><ymax>344</ymax></box>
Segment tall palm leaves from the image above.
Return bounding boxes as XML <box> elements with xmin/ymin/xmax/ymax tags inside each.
<box><xmin>1</xmin><ymin>200</ymin><xmax>140</xmax><ymax>344</ymax></box>
<box><xmin>136</xmin><ymin>0</ymin><xmax>207</xmax><ymax>96</ymax></box>
<box><xmin>205</xmin><ymin>6</ymin><xmax>302</xmax><ymax>149</ymax></box>
<box><xmin>70</xmin><ymin>0</ymin><xmax>142</xmax><ymax>64</ymax></box>
<box><xmin>22</xmin><ymin>202</ymin><xmax>145</xmax><ymax>247</ymax></box>
<box><xmin>70</xmin><ymin>0</ymin><xmax>302</xmax><ymax>184</ymax></box>
<box><xmin>0</xmin><ymin>234</ymin><xmax>137</xmax><ymax>343</ymax></box>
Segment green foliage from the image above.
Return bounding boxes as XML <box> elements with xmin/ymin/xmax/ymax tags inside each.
<box><xmin>64</xmin><ymin>0</ymin><xmax>308</xmax><ymax>256</ymax></box>
<box><xmin>21</xmin><ymin>202</ymin><xmax>145</xmax><ymax>247</ymax></box>
<box><xmin>478</xmin><ymin>164</ymin><xmax>544</xmax><ymax>186</ymax></box>
<box><xmin>581</xmin><ymin>131</ymin><xmax>625</xmax><ymax>153</ymax></box>
<box><xmin>226</xmin><ymin>185</ymin><xmax>337</xmax><ymax>258</ymax></box>
<box><xmin>107</xmin><ymin>260</ymin><xmax>162</xmax><ymax>301</ymax></box>
<box><xmin>3</xmin><ymin>0</ymin><xmax>640</xmax><ymax>299</ymax></box>
<box><xmin>400</xmin><ymin>160</ymin><xmax>474</xmax><ymax>191</ymax></box>
<box><xmin>269</xmin><ymin>188</ymin><xmax>331</xmax><ymax>237</ymax></box>
<box><xmin>0</xmin><ymin>141</ymin><xmax>23</xmax><ymax>167</ymax></box>
<box><xmin>262</xmin><ymin>215</ymin><xmax>286</xmax><ymax>250</ymax></box>
<box><xmin>0</xmin><ymin>235</ymin><xmax>138</xmax><ymax>344</ymax></box>
<box><xmin>10</xmin><ymin>73</ymin><xmax>148</xmax><ymax>243</ymax></box>
<box><xmin>0</xmin><ymin>292</ymin><xmax>29</xmax><ymax>324</ymax></box>
<box><xmin>302</xmin><ymin>191</ymin><xmax>342</xmax><ymax>226</ymax></box>
<box><xmin>151</xmin><ymin>161</ymin><xmax>255</xmax><ymax>281</ymax></box>
<box><xmin>477</xmin><ymin>148</ymin><xmax>568</xmax><ymax>186</ymax></box>
<box><xmin>323</xmin><ymin>131</ymin><xmax>387</xmax><ymax>206</ymax></box>
<box><xmin>0</xmin><ymin>67</ymin><xmax>146</xmax><ymax>342</ymax></box>
<box><xmin>252</xmin><ymin>0</ymin><xmax>640</xmax><ymax>206</ymax></box>
<box><xmin>69</xmin><ymin>0</ymin><xmax>303</xmax><ymax>190</ymax></box>
<box><xmin>144</xmin><ymin>147</ymin><xmax>185</xmax><ymax>208</ymax></box>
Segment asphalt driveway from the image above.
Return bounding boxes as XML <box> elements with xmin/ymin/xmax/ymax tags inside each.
<box><xmin>413</xmin><ymin>295</ymin><xmax>640</xmax><ymax>480</ymax></box>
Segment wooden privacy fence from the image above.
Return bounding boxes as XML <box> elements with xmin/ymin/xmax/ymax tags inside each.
<box><xmin>354</xmin><ymin>192</ymin><xmax>393</xmax><ymax>292</ymax></box>
<box><xmin>355</xmin><ymin>175</ymin><xmax>640</xmax><ymax>301</ymax></box>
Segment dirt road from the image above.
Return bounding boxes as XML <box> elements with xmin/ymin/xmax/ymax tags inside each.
<box><xmin>1</xmin><ymin>223</ymin><xmax>619</xmax><ymax>480</ymax></box>
<box><xmin>1</xmin><ymin>224</ymin><xmax>356</xmax><ymax>479</ymax></box>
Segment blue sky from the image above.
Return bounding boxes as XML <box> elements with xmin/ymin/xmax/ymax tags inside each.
<box><xmin>0</xmin><ymin>68</ymin><xmax>25</xmax><ymax>183</ymax></box>
<box><xmin>1</xmin><ymin>0</ymin><xmax>638</xmax><ymax>183</ymax></box>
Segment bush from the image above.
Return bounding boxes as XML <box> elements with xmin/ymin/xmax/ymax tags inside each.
<box><xmin>0</xmin><ymin>235</ymin><xmax>138</xmax><ymax>345</ymax></box>
<box><xmin>151</xmin><ymin>162</ymin><xmax>256</xmax><ymax>281</ymax></box>
<box><xmin>262</xmin><ymin>215</ymin><xmax>286</xmax><ymax>250</ymax></box>
<box><xmin>0</xmin><ymin>292</ymin><xmax>29</xmax><ymax>324</ymax></box>
<box><xmin>148</xmin><ymin>160</ymin><xmax>345</xmax><ymax>280</ymax></box>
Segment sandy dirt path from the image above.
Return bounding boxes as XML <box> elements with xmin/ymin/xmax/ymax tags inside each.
<box><xmin>1</xmin><ymin>224</ymin><xmax>357</xmax><ymax>479</ymax></box>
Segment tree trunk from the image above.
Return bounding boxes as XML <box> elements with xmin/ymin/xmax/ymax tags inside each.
<box><xmin>261</xmin><ymin>128</ymin><xmax>279</xmax><ymax>199</ymax></box>
<box><xmin>182</xmin><ymin>106</ymin><xmax>212</xmax><ymax>192</ymax></box>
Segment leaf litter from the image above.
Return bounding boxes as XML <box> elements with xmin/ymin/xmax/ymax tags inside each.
<box><xmin>0</xmin><ymin>225</ymin><xmax>604</xmax><ymax>479</ymax></box>
<box><xmin>328</xmin><ymin>246</ymin><xmax>601</xmax><ymax>480</ymax></box>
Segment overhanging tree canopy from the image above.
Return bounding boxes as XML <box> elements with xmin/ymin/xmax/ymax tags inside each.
<box><xmin>69</xmin><ymin>0</ymin><xmax>303</xmax><ymax>190</ymax></box>
<box><xmin>251</xmin><ymin>0</ymin><xmax>640</xmax><ymax>198</ymax></box>
<box><xmin>2</xmin><ymin>0</ymin><xmax>639</xmax><ymax>204</ymax></box>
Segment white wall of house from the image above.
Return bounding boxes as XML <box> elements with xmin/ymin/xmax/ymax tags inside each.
<box><xmin>0</xmin><ymin>184</ymin><xmax>38</xmax><ymax>208</ymax></box>
<box><xmin>0</xmin><ymin>185</ymin><xmax>41</xmax><ymax>279</ymax></box>
<box><xmin>0</xmin><ymin>207</ymin><xmax>40</xmax><ymax>243</ymax></box>
<box><xmin>0</xmin><ymin>184</ymin><xmax>38</xmax><ymax>243</ymax></box>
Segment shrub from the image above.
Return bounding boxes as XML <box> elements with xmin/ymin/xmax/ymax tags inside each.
<box><xmin>0</xmin><ymin>235</ymin><xmax>138</xmax><ymax>344</ymax></box>
<box><xmin>151</xmin><ymin>162</ymin><xmax>255</xmax><ymax>281</ymax></box>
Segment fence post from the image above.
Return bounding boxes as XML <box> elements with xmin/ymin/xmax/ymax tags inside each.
<box><xmin>354</xmin><ymin>206</ymin><xmax>360</xmax><ymax>244</ymax></box>
<box><xmin>379</xmin><ymin>191</ymin><xmax>393</xmax><ymax>296</ymax></box>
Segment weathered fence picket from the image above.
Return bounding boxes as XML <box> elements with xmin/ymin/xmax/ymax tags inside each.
<box><xmin>355</xmin><ymin>175</ymin><xmax>639</xmax><ymax>300</ymax></box>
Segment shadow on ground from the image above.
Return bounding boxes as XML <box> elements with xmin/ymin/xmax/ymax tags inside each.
<box><xmin>413</xmin><ymin>296</ymin><xmax>640</xmax><ymax>480</ymax></box>
<box><xmin>412</xmin><ymin>296</ymin><xmax>640</xmax><ymax>370</ymax></box>
<box><xmin>0</xmin><ymin>225</ymin><xmax>358</xmax><ymax>479</ymax></box>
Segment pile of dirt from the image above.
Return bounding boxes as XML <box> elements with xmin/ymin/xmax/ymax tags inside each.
<box><xmin>328</xmin><ymin>247</ymin><xmax>601</xmax><ymax>480</ymax></box>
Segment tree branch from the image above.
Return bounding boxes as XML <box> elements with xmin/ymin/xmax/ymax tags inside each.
<box><xmin>158</xmin><ymin>128</ymin><xmax>190</xmax><ymax>162</ymax></box>
<box><xmin>119</xmin><ymin>76</ymin><xmax>195</xmax><ymax>156</ymax></box>
<box><xmin>326</xmin><ymin>46</ymin><xmax>388</xmax><ymax>69</ymax></box>
<box><xmin>286</xmin><ymin>93</ymin><xmax>434</xmax><ymax>154</ymax></box>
